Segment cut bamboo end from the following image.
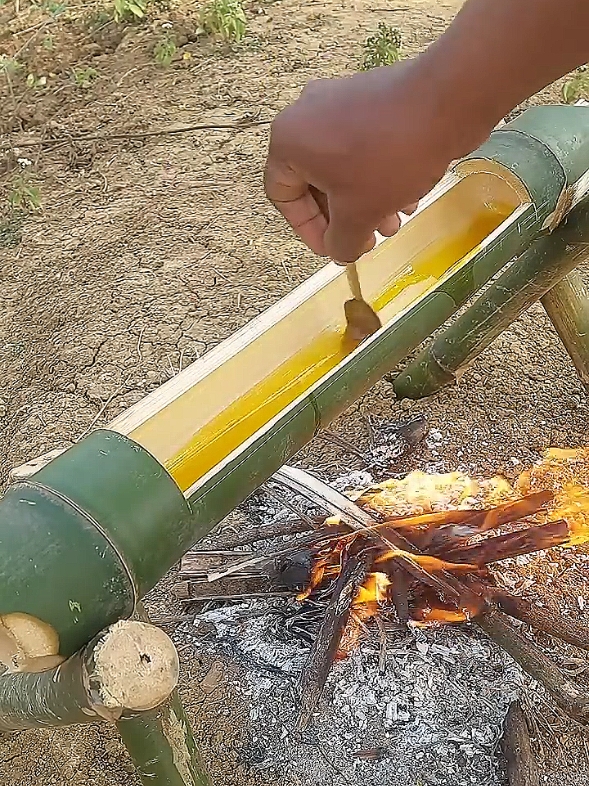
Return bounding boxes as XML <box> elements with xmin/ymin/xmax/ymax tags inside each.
<box><xmin>92</xmin><ymin>620</ymin><xmax>179</xmax><ymax>713</ymax></box>
<box><xmin>0</xmin><ymin>612</ymin><xmax>64</xmax><ymax>674</ymax></box>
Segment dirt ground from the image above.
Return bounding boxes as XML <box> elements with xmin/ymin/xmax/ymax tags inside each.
<box><xmin>1</xmin><ymin>0</ymin><xmax>589</xmax><ymax>783</ymax></box>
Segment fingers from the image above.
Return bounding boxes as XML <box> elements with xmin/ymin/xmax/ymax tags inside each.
<box><xmin>377</xmin><ymin>213</ymin><xmax>401</xmax><ymax>237</ymax></box>
<box><xmin>402</xmin><ymin>201</ymin><xmax>419</xmax><ymax>215</ymax></box>
<box><xmin>264</xmin><ymin>158</ymin><xmax>328</xmax><ymax>257</ymax></box>
<box><xmin>323</xmin><ymin>194</ymin><xmax>377</xmax><ymax>263</ymax></box>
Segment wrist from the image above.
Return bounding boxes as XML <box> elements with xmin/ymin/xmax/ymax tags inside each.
<box><xmin>402</xmin><ymin>45</ymin><xmax>505</xmax><ymax>161</ymax></box>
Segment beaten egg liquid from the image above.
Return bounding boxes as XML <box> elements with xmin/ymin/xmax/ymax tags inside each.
<box><xmin>166</xmin><ymin>206</ymin><xmax>511</xmax><ymax>491</ymax></box>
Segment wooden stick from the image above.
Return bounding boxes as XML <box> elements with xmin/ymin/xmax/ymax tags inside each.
<box><xmin>389</xmin><ymin>563</ymin><xmax>409</xmax><ymax>624</ymax></box>
<box><xmin>296</xmin><ymin>554</ymin><xmax>367</xmax><ymax>731</ymax></box>
<box><xmin>477</xmin><ymin>609</ymin><xmax>589</xmax><ymax>724</ymax></box>
<box><xmin>443</xmin><ymin>519</ymin><xmax>569</xmax><ymax>565</ymax></box>
<box><xmin>500</xmin><ymin>701</ymin><xmax>539</xmax><ymax>786</ymax></box>
<box><xmin>491</xmin><ymin>591</ymin><xmax>589</xmax><ymax>651</ymax></box>
<box><xmin>542</xmin><ymin>270</ymin><xmax>589</xmax><ymax>393</ymax></box>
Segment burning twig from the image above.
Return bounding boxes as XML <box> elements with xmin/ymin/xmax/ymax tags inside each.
<box><xmin>274</xmin><ymin>465</ymin><xmax>486</xmax><ymax>616</ymax></box>
<box><xmin>388</xmin><ymin>563</ymin><xmax>409</xmax><ymax>624</ymax></box>
<box><xmin>477</xmin><ymin>609</ymin><xmax>589</xmax><ymax>725</ymax></box>
<box><xmin>442</xmin><ymin>519</ymin><xmax>570</xmax><ymax>565</ymax></box>
<box><xmin>500</xmin><ymin>700</ymin><xmax>540</xmax><ymax>786</ymax></box>
<box><xmin>296</xmin><ymin>552</ymin><xmax>368</xmax><ymax>731</ymax></box>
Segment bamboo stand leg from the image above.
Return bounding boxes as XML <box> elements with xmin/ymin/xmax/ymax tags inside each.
<box><xmin>0</xmin><ymin>620</ymin><xmax>179</xmax><ymax>731</ymax></box>
<box><xmin>541</xmin><ymin>270</ymin><xmax>589</xmax><ymax>392</ymax></box>
<box><xmin>393</xmin><ymin>202</ymin><xmax>589</xmax><ymax>400</ymax></box>
<box><xmin>117</xmin><ymin>690</ymin><xmax>210</xmax><ymax>786</ymax></box>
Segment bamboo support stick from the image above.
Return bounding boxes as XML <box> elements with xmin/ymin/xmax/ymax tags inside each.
<box><xmin>117</xmin><ymin>690</ymin><xmax>210</xmax><ymax>786</ymax></box>
<box><xmin>0</xmin><ymin>621</ymin><xmax>179</xmax><ymax>732</ymax></box>
<box><xmin>541</xmin><ymin>269</ymin><xmax>589</xmax><ymax>392</ymax></box>
<box><xmin>393</xmin><ymin>200</ymin><xmax>589</xmax><ymax>399</ymax></box>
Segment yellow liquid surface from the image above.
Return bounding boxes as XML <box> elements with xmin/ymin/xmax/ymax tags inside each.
<box><xmin>165</xmin><ymin>206</ymin><xmax>511</xmax><ymax>491</ymax></box>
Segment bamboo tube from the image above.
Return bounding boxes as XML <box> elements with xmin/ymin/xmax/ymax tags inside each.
<box><xmin>117</xmin><ymin>691</ymin><xmax>210</xmax><ymax>786</ymax></box>
<box><xmin>394</xmin><ymin>200</ymin><xmax>589</xmax><ymax>399</ymax></box>
<box><xmin>0</xmin><ymin>620</ymin><xmax>179</xmax><ymax>731</ymax></box>
<box><xmin>541</xmin><ymin>269</ymin><xmax>589</xmax><ymax>392</ymax></box>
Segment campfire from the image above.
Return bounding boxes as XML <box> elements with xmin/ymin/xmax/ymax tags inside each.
<box><xmin>176</xmin><ymin>445</ymin><xmax>589</xmax><ymax>739</ymax></box>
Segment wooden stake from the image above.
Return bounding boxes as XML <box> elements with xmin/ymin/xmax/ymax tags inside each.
<box><xmin>295</xmin><ymin>554</ymin><xmax>367</xmax><ymax>731</ymax></box>
<box><xmin>500</xmin><ymin>701</ymin><xmax>539</xmax><ymax>786</ymax></box>
<box><xmin>542</xmin><ymin>269</ymin><xmax>589</xmax><ymax>393</ymax></box>
<box><xmin>477</xmin><ymin>609</ymin><xmax>589</xmax><ymax>724</ymax></box>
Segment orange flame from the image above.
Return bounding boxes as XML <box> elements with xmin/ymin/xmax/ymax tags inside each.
<box><xmin>410</xmin><ymin>607</ymin><xmax>470</xmax><ymax>627</ymax></box>
<box><xmin>374</xmin><ymin>549</ymin><xmax>477</xmax><ymax>573</ymax></box>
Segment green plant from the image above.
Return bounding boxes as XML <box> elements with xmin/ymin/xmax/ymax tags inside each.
<box><xmin>200</xmin><ymin>0</ymin><xmax>246</xmax><ymax>43</ymax></box>
<box><xmin>0</xmin><ymin>55</ymin><xmax>23</xmax><ymax>78</ymax></box>
<box><xmin>85</xmin><ymin>7</ymin><xmax>112</xmax><ymax>29</ymax></box>
<box><xmin>112</xmin><ymin>0</ymin><xmax>147</xmax><ymax>22</ymax></box>
<box><xmin>7</xmin><ymin>174</ymin><xmax>42</xmax><ymax>212</ymax></box>
<box><xmin>72</xmin><ymin>66</ymin><xmax>98</xmax><ymax>88</ymax></box>
<box><xmin>42</xmin><ymin>0</ymin><xmax>67</xmax><ymax>15</ymax></box>
<box><xmin>562</xmin><ymin>66</ymin><xmax>589</xmax><ymax>104</ymax></box>
<box><xmin>154</xmin><ymin>35</ymin><xmax>177</xmax><ymax>66</ymax></box>
<box><xmin>43</xmin><ymin>34</ymin><xmax>55</xmax><ymax>50</ymax></box>
<box><xmin>361</xmin><ymin>22</ymin><xmax>401</xmax><ymax>71</ymax></box>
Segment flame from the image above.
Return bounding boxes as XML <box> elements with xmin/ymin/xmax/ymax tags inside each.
<box><xmin>551</xmin><ymin>484</ymin><xmax>589</xmax><ymax>546</ymax></box>
<box><xmin>374</xmin><ymin>549</ymin><xmax>477</xmax><ymax>573</ymax></box>
<box><xmin>337</xmin><ymin>572</ymin><xmax>391</xmax><ymax>656</ymax></box>
<box><xmin>300</xmin><ymin>446</ymin><xmax>589</xmax><ymax>658</ymax></box>
<box><xmin>354</xmin><ymin>572</ymin><xmax>391</xmax><ymax>609</ymax></box>
<box><xmin>410</xmin><ymin>607</ymin><xmax>470</xmax><ymax>627</ymax></box>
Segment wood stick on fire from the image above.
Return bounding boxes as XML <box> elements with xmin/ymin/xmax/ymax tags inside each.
<box><xmin>295</xmin><ymin>552</ymin><xmax>368</xmax><ymax>732</ymax></box>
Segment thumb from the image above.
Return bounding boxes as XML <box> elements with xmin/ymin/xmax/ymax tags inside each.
<box><xmin>323</xmin><ymin>194</ymin><xmax>377</xmax><ymax>263</ymax></box>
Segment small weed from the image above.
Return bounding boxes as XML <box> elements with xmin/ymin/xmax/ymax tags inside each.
<box><xmin>0</xmin><ymin>213</ymin><xmax>25</xmax><ymax>248</ymax></box>
<box><xmin>113</xmin><ymin>0</ymin><xmax>147</xmax><ymax>23</ymax></box>
<box><xmin>0</xmin><ymin>55</ymin><xmax>23</xmax><ymax>78</ymax></box>
<box><xmin>562</xmin><ymin>67</ymin><xmax>589</xmax><ymax>104</ymax></box>
<box><xmin>42</xmin><ymin>0</ymin><xmax>67</xmax><ymax>16</ymax></box>
<box><xmin>200</xmin><ymin>0</ymin><xmax>246</xmax><ymax>43</ymax></box>
<box><xmin>85</xmin><ymin>7</ymin><xmax>112</xmax><ymax>29</ymax></box>
<box><xmin>154</xmin><ymin>34</ymin><xmax>177</xmax><ymax>66</ymax></box>
<box><xmin>72</xmin><ymin>66</ymin><xmax>98</xmax><ymax>88</ymax></box>
<box><xmin>7</xmin><ymin>174</ymin><xmax>42</xmax><ymax>213</ymax></box>
<box><xmin>361</xmin><ymin>22</ymin><xmax>402</xmax><ymax>71</ymax></box>
<box><xmin>43</xmin><ymin>34</ymin><xmax>55</xmax><ymax>50</ymax></box>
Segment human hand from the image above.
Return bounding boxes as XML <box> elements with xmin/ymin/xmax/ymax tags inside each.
<box><xmin>264</xmin><ymin>60</ymin><xmax>491</xmax><ymax>263</ymax></box>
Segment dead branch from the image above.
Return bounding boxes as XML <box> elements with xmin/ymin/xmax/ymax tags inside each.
<box><xmin>477</xmin><ymin>608</ymin><xmax>589</xmax><ymax>725</ymax></box>
<box><xmin>501</xmin><ymin>700</ymin><xmax>540</xmax><ymax>786</ymax></box>
<box><xmin>3</xmin><ymin>119</ymin><xmax>271</xmax><ymax>150</ymax></box>
<box><xmin>443</xmin><ymin>520</ymin><xmax>570</xmax><ymax>565</ymax></box>
<box><xmin>490</xmin><ymin>591</ymin><xmax>589</xmax><ymax>651</ymax></box>
<box><xmin>296</xmin><ymin>553</ymin><xmax>367</xmax><ymax>731</ymax></box>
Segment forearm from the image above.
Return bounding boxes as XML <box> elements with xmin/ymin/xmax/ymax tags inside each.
<box><xmin>414</xmin><ymin>0</ymin><xmax>589</xmax><ymax>153</ymax></box>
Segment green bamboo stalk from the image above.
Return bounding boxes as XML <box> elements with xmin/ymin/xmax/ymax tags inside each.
<box><xmin>393</xmin><ymin>200</ymin><xmax>589</xmax><ymax>399</ymax></box>
<box><xmin>541</xmin><ymin>270</ymin><xmax>589</xmax><ymax>392</ymax></box>
<box><xmin>0</xmin><ymin>620</ymin><xmax>179</xmax><ymax>732</ymax></box>
<box><xmin>117</xmin><ymin>691</ymin><xmax>210</xmax><ymax>786</ymax></box>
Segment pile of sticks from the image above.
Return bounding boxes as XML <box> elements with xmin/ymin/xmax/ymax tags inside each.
<box><xmin>176</xmin><ymin>465</ymin><xmax>589</xmax><ymax>736</ymax></box>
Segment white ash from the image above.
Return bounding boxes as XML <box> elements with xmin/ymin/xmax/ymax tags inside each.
<box><xmin>186</xmin><ymin>602</ymin><xmax>524</xmax><ymax>786</ymax></box>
